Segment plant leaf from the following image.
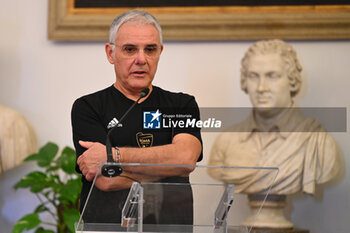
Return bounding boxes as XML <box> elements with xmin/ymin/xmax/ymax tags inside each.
<box><xmin>24</xmin><ymin>153</ymin><xmax>40</xmax><ymax>162</ymax></box>
<box><xmin>12</xmin><ymin>213</ymin><xmax>40</xmax><ymax>233</ymax></box>
<box><xmin>34</xmin><ymin>227</ymin><xmax>55</xmax><ymax>233</ymax></box>
<box><xmin>46</xmin><ymin>166</ymin><xmax>59</xmax><ymax>173</ymax></box>
<box><xmin>56</xmin><ymin>146</ymin><xmax>76</xmax><ymax>174</ymax></box>
<box><xmin>63</xmin><ymin>208</ymin><xmax>80</xmax><ymax>233</ymax></box>
<box><xmin>14</xmin><ymin>171</ymin><xmax>49</xmax><ymax>193</ymax></box>
<box><xmin>59</xmin><ymin>178</ymin><xmax>82</xmax><ymax>203</ymax></box>
<box><xmin>46</xmin><ymin>176</ymin><xmax>64</xmax><ymax>195</ymax></box>
<box><xmin>34</xmin><ymin>204</ymin><xmax>50</xmax><ymax>213</ymax></box>
<box><xmin>25</xmin><ymin>142</ymin><xmax>58</xmax><ymax>167</ymax></box>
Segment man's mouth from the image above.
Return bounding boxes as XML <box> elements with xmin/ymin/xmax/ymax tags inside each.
<box><xmin>133</xmin><ymin>71</ymin><xmax>146</xmax><ymax>74</ymax></box>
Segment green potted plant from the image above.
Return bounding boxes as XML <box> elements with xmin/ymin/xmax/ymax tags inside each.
<box><xmin>12</xmin><ymin>142</ymin><xmax>82</xmax><ymax>233</ymax></box>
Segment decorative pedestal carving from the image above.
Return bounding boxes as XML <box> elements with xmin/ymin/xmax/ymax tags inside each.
<box><xmin>241</xmin><ymin>194</ymin><xmax>293</xmax><ymax>228</ymax></box>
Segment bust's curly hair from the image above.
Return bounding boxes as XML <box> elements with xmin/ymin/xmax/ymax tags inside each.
<box><xmin>240</xmin><ymin>39</ymin><xmax>303</xmax><ymax>97</ymax></box>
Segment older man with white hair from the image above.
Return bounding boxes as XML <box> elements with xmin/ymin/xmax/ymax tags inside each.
<box><xmin>72</xmin><ymin>10</ymin><xmax>202</xmax><ymax>226</ymax></box>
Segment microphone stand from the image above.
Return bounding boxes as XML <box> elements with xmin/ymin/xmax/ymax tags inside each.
<box><xmin>101</xmin><ymin>88</ymin><xmax>149</xmax><ymax>177</ymax></box>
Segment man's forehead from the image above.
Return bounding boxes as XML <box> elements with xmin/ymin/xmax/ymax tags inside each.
<box><xmin>115</xmin><ymin>23</ymin><xmax>160</xmax><ymax>45</ymax></box>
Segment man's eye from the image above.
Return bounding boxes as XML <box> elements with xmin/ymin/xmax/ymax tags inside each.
<box><xmin>145</xmin><ymin>47</ymin><xmax>157</xmax><ymax>53</ymax></box>
<box><xmin>123</xmin><ymin>46</ymin><xmax>137</xmax><ymax>53</ymax></box>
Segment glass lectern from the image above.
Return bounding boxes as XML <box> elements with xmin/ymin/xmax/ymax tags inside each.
<box><xmin>75</xmin><ymin>163</ymin><xmax>278</xmax><ymax>233</ymax></box>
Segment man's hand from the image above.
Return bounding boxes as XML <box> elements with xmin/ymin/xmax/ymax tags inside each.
<box><xmin>77</xmin><ymin>141</ymin><xmax>106</xmax><ymax>181</ymax></box>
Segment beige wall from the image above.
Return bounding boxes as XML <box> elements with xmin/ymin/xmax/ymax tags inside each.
<box><xmin>1</xmin><ymin>1</ymin><xmax>349</xmax><ymax>233</ymax></box>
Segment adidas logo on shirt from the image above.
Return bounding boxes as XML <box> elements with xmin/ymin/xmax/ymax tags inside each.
<box><xmin>107</xmin><ymin>117</ymin><xmax>122</xmax><ymax>129</ymax></box>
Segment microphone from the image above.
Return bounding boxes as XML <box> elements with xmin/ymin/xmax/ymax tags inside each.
<box><xmin>101</xmin><ymin>87</ymin><xmax>150</xmax><ymax>177</ymax></box>
<box><xmin>139</xmin><ymin>88</ymin><xmax>149</xmax><ymax>98</ymax></box>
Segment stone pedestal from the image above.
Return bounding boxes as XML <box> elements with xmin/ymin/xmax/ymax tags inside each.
<box><xmin>249</xmin><ymin>228</ymin><xmax>309</xmax><ymax>233</ymax></box>
<box><xmin>229</xmin><ymin>227</ymin><xmax>309</xmax><ymax>233</ymax></box>
<box><xmin>241</xmin><ymin>194</ymin><xmax>293</xmax><ymax>228</ymax></box>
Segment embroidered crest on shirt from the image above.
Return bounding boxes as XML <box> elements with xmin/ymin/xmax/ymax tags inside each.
<box><xmin>136</xmin><ymin>132</ymin><xmax>153</xmax><ymax>147</ymax></box>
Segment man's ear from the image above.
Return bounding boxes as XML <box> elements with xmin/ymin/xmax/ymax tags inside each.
<box><xmin>105</xmin><ymin>43</ymin><xmax>115</xmax><ymax>64</ymax></box>
<box><xmin>160</xmin><ymin>45</ymin><xmax>164</xmax><ymax>55</ymax></box>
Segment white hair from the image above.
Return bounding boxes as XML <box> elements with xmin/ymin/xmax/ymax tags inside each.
<box><xmin>109</xmin><ymin>9</ymin><xmax>163</xmax><ymax>45</ymax></box>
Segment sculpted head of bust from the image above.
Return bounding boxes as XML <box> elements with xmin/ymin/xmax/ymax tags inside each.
<box><xmin>240</xmin><ymin>40</ymin><xmax>303</xmax><ymax>117</ymax></box>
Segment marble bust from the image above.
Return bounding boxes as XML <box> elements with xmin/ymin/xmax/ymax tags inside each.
<box><xmin>0</xmin><ymin>104</ymin><xmax>38</xmax><ymax>173</ymax></box>
<box><xmin>208</xmin><ymin>40</ymin><xmax>340</xmax><ymax>228</ymax></box>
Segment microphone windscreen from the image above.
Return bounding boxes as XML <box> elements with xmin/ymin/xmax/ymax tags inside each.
<box><xmin>140</xmin><ymin>88</ymin><xmax>150</xmax><ymax>98</ymax></box>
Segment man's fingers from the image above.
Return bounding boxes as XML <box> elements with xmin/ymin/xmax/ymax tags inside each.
<box><xmin>77</xmin><ymin>141</ymin><xmax>101</xmax><ymax>181</ymax></box>
<box><xmin>77</xmin><ymin>154</ymin><xmax>83</xmax><ymax>164</ymax></box>
<box><xmin>86</xmin><ymin>173</ymin><xmax>94</xmax><ymax>182</ymax></box>
<box><xmin>79</xmin><ymin>140</ymin><xmax>94</xmax><ymax>148</ymax></box>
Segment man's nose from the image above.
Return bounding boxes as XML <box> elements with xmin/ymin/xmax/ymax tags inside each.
<box><xmin>257</xmin><ymin>77</ymin><xmax>268</xmax><ymax>92</ymax></box>
<box><xmin>135</xmin><ymin>49</ymin><xmax>147</xmax><ymax>65</ymax></box>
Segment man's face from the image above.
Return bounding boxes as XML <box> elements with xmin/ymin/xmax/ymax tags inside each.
<box><xmin>245</xmin><ymin>53</ymin><xmax>293</xmax><ymax>115</ymax></box>
<box><xmin>106</xmin><ymin>23</ymin><xmax>163</xmax><ymax>94</ymax></box>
